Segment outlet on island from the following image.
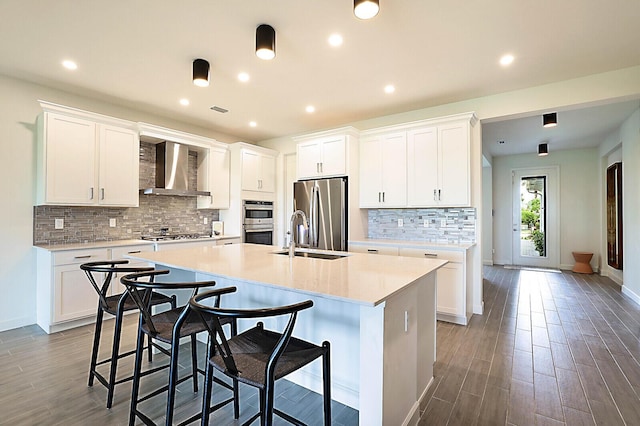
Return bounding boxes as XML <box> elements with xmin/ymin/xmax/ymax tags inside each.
<box><xmin>397</xmin><ymin>218</ymin><xmax>403</xmax><ymax>228</ymax></box>
<box><xmin>54</xmin><ymin>218</ymin><xmax>64</xmax><ymax>230</ymax></box>
<box><xmin>109</xmin><ymin>218</ymin><xmax>116</xmax><ymax>228</ymax></box>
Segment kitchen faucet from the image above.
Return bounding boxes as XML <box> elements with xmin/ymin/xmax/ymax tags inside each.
<box><xmin>288</xmin><ymin>210</ymin><xmax>309</xmax><ymax>257</ymax></box>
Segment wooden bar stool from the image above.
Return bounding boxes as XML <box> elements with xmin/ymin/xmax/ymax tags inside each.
<box><xmin>190</xmin><ymin>287</ymin><xmax>331</xmax><ymax>426</ymax></box>
<box><xmin>120</xmin><ymin>269</ymin><xmax>237</xmax><ymax>426</ymax></box>
<box><xmin>81</xmin><ymin>260</ymin><xmax>176</xmax><ymax>409</ymax></box>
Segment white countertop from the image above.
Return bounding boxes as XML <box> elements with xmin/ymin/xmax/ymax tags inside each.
<box><xmin>126</xmin><ymin>243</ymin><xmax>447</xmax><ymax>307</ymax></box>
<box><xmin>34</xmin><ymin>235</ymin><xmax>240</xmax><ymax>252</ymax></box>
<box><xmin>349</xmin><ymin>238</ymin><xmax>475</xmax><ymax>251</ymax></box>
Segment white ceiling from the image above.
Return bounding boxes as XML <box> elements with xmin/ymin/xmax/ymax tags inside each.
<box><xmin>1</xmin><ymin>0</ymin><xmax>639</xmax><ymax>144</ymax></box>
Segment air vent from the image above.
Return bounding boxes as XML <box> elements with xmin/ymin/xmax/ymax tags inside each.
<box><xmin>210</xmin><ymin>106</ymin><xmax>229</xmax><ymax>113</ymax></box>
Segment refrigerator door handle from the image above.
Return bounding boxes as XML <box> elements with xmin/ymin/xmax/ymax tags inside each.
<box><xmin>310</xmin><ymin>184</ymin><xmax>320</xmax><ymax>247</ymax></box>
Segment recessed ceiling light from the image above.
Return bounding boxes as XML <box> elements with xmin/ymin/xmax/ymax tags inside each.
<box><xmin>384</xmin><ymin>85</ymin><xmax>395</xmax><ymax>94</ymax></box>
<box><xmin>499</xmin><ymin>54</ymin><xmax>515</xmax><ymax>66</ymax></box>
<box><xmin>179</xmin><ymin>98</ymin><xmax>189</xmax><ymax>106</ymax></box>
<box><xmin>306</xmin><ymin>105</ymin><xmax>316</xmax><ymax>113</ymax></box>
<box><xmin>328</xmin><ymin>34</ymin><xmax>343</xmax><ymax>47</ymax></box>
<box><xmin>249</xmin><ymin>121</ymin><xmax>257</xmax><ymax>127</ymax></box>
<box><xmin>238</xmin><ymin>72</ymin><xmax>250</xmax><ymax>82</ymax></box>
<box><xmin>62</xmin><ymin>60</ymin><xmax>77</xmax><ymax>70</ymax></box>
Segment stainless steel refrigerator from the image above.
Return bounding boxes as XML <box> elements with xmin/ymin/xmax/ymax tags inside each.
<box><xmin>293</xmin><ymin>177</ymin><xmax>347</xmax><ymax>251</ymax></box>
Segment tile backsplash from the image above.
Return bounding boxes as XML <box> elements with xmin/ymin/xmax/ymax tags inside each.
<box><xmin>33</xmin><ymin>142</ymin><xmax>219</xmax><ymax>245</ymax></box>
<box><xmin>367</xmin><ymin>208</ymin><xmax>476</xmax><ymax>244</ymax></box>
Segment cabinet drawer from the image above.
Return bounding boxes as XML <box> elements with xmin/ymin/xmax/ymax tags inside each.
<box><xmin>110</xmin><ymin>244</ymin><xmax>154</xmax><ymax>260</ymax></box>
<box><xmin>398</xmin><ymin>247</ymin><xmax>463</xmax><ymax>263</ymax></box>
<box><xmin>53</xmin><ymin>248</ymin><xmax>109</xmax><ymax>266</ymax></box>
<box><xmin>350</xmin><ymin>245</ymin><xmax>399</xmax><ymax>256</ymax></box>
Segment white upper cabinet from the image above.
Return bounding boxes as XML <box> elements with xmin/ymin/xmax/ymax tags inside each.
<box><xmin>241</xmin><ymin>147</ymin><xmax>276</xmax><ymax>193</ymax></box>
<box><xmin>197</xmin><ymin>144</ymin><xmax>230</xmax><ymax>209</ymax></box>
<box><xmin>359</xmin><ymin>132</ymin><xmax>407</xmax><ymax>208</ymax></box>
<box><xmin>37</xmin><ymin>103</ymin><xmax>139</xmax><ymax>207</ymax></box>
<box><xmin>407</xmin><ymin>120</ymin><xmax>470</xmax><ymax>207</ymax></box>
<box><xmin>297</xmin><ymin>135</ymin><xmax>346</xmax><ymax>179</ymax></box>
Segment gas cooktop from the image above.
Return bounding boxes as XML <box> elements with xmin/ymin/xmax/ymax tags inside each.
<box><xmin>140</xmin><ymin>234</ymin><xmax>212</xmax><ymax>241</ymax></box>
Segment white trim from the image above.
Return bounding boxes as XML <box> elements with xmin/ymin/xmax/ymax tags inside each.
<box><xmin>39</xmin><ymin>100</ymin><xmax>136</xmax><ymax>129</ymax></box>
<box><xmin>622</xmin><ymin>285</ymin><xmax>640</xmax><ymax>306</ymax></box>
<box><xmin>359</xmin><ymin>112</ymin><xmax>478</xmax><ymax>137</ymax></box>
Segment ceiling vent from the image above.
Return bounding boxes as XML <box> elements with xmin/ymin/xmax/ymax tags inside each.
<box><xmin>210</xmin><ymin>106</ymin><xmax>229</xmax><ymax>113</ymax></box>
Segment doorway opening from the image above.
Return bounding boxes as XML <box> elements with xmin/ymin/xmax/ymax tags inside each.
<box><xmin>519</xmin><ymin>175</ymin><xmax>546</xmax><ymax>258</ymax></box>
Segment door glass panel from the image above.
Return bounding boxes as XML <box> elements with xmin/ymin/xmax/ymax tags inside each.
<box><xmin>519</xmin><ymin>176</ymin><xmax>546</xmax><ymax>258</ymax></box>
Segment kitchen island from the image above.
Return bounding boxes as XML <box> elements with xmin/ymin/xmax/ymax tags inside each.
<box><xmin>126</xmin><ymin>243</ymin><xmax>446</xmax><ymax>426</ymax></box>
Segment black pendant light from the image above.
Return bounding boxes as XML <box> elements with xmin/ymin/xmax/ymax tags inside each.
<box><xmin>192</xmin><ymin>59</ymin><xmax>210</xmax><ymax>87</ymax></box>
<box><xmin>543</xmin><ymin>112</ymin><xmax>557</xmax><ymax>128</ymax></box>
<box><xmin>354</xmin><ymin>0</ymin><xmax>380</xmax><ymax>19</ymax></box>
<box><xmin>256</xmin><ymin>24</ymin><xmax>276</xmax><ymax>60</ymax></box>
<box><xmin>538</xmin><ymin>143</ymin><xmax>549</xmax><ymax>156</ymax></box>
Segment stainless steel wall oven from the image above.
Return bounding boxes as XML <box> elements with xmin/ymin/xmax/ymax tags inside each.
<box><xmin>242</xmin><ymin>200</ymin><xmax>274</xmax><ymax>245</ymax></box>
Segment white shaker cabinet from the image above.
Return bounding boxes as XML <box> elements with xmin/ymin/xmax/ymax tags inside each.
<box><xmin>197</xmin><ymin>144</ymin><xmax>230</xmax><ymax>209</ymax></box>
<box><xmin>297</xmin><ymin>135</ymin><xmax>346</xmax><ymax>179</ymax></box>
<box><xmin>359</xmin><ymin>132</ymin><xmax>407</xmax><ymax>208</ymax></box>
<box><xmin>241</xmin><ymin>148</ymin><xmax>276</xmax><ymax>193</ymax></box>
<box><xmin>37</xmin><ymin>103</ymin><xmax>139</xmax><ymax>207</ymax></box>
<box><xmin>407</xmin><ymin>120</ymin><xmax>470</xmax><ymax>207</ymax></box>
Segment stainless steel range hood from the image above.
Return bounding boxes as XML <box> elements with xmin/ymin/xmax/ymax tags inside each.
<box><xmin>141</xmin><ymin>141</ymin><xmax>211</xmax><ymax>197</ymax></box>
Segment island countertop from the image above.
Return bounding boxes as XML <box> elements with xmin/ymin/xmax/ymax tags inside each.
<box><xmin>126</xmin><ymin>243</ymin><xmax>447</xmax><ymax>307</ymax></box>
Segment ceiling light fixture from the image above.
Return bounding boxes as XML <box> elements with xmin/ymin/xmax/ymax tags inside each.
<box><xmin>354</xmin><ymin>0</ymin><xmax>379</xmax><ymax>19</ymax></box>
<box><xmin>543</xmin><ymin>112</ymin><xmax>557</xmax><ymax>127</ymax></box>
<box><xmin>538</xmin><ymin>143</ymin><xmax>549</xmax><ymax>156</ymax></box>
<box><xmin>328</xmin><ymin>34</ymin><xmax>343</xmax><ymax>47</ymax></box>
<box><xmin>192</xmin><ymin>59</ymin><xmax>210</xmax><ymax>87</ymax></box>
<box><xmin>249</xmin><ymin>121</ymin><xmax>257</xmax><ymax>127</ymax></box>
<box><xmin>384</xmin><ymin>84</ymin><xmax>395</xmax><ymax>94</ymax></box>
<box><xmin>256</xmin><ymin>24</ymin><xmax>276</xmax><ymax>60</ymax></box>
<box><xmin>179</xmin><ymin>98</ymin><xmax>189</xmax><ymax>106</ymax></box>
<box><xmin>306</xmin><ymin>105</ymin><xmax>316</xmax><ymax>113</ymax></box>
<box><xmin>238</xmin><ymin>72</ymin><xmax>250</xmax><ymax>82</ymax></box>
<box><xmin>62</xmin><ymin>60</ymin><xmax>77</xmax><ymax>70</ymax></box>
<box><xmin>499</xmin><ymin>54</ymin><xmax>514</xmax><ymax>66</ymax></box>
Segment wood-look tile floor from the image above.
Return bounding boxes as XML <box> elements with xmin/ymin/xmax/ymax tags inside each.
<box><xmin>420</xmin><ymin>265</ymin><xmax>640</xmax><ymax>426</ymax></box>
<box><xmin>3</xmin><ymin>266</ymin><xmax>640</xmax><ymax>425</ymax></box>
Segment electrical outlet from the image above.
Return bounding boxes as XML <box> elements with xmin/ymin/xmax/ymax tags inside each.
<box><xmin>397</xmin><ymin>218</ymin><xmax>403</xmax><ymax>227</ymax></box>
<box><xmin>204</xmin><ymin>217</ymin><xmax>208</xmax><ymax>225</ymax></box>
<box><xmin>423</xmin><ymin>219</ymin><xmax>428</xmax><ymax>227</ymax></box>
<box><xmin>109</xmin><ymin>218</ymin><xmax>116</xmax><ymax>228</ymax></box>
<box><xmin>440</xmin><ymin>219</ymin><xmax>446</xmax><ymax>227</ymax></box>
<box><xmin>54</xmin><ymin>218</ymin><xmax>64</xmax><ymax>230</ymax></box>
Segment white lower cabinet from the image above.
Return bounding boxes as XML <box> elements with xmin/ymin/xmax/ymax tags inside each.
<box><xmin>350</xmin><ymin>242</ymin><xmax>471</xmax><ymax>325</ymax></box>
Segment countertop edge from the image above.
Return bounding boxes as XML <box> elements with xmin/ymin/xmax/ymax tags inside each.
<box><xmin>34</xmin><ymin>235</ymin><xmax>240</xmax><ymax>252</ymax></box>
<box><xmin>349</xmin><ymin>239</ymin><xmax>475</xmax><ymax>251</ymax></box>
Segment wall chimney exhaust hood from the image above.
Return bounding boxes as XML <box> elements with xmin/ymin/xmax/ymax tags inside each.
<box><xmin>141</xmin><ymin>141</ymin><xmax>211</xmax><ymax>197</ymax></box>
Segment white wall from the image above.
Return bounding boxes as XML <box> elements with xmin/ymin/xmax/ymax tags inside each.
<box><xmin>0</xmin><ymin>74</ymin><xmax>245</xmax><ymax>331</ymax></box>
<box><xmin>619</xmin><ymin>109</ymin><xmax>640</xmax><ymax>302</ymax></box>
<box><xmin>492</xmin><ymin>149</ymin><xmax>600</xmax><ymax>270</ymax></box>
<box><xmin>482</xmin><ymin>164</ymin><xmax>493</xmax><ymax>265</ymax></box>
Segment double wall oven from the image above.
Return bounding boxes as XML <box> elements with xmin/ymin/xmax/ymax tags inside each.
<box><xmin>242</xmin><ymin>200</ymin><xmax>274</xmax><ymax>245</ymax></box>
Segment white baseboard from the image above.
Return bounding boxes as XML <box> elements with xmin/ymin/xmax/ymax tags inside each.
<box><xmin>473</xmin><ymin>301</ymin><xmax>484</xmax><ymax>315</ymax></box>
<box><xmin>0</xmin><ymin>315</ymin><xmax>36</xmax><ymax>333</ymax></box>
<box><xmin>622</xmin><ymin>285</ymin><xmax>640</xmax><ymax>306</ymax></box>
<box><xmin>483</xmin><ymin>259</ymin><xmax>494</xmax><ymax>266</ymax></box>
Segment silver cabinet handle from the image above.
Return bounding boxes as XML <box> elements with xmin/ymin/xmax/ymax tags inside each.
<box><xmin>101</xmin><ymin>188</ymin><xmax>105</xmax><ymax>200</ymax></box>
<box><xmin>89</xmin><ymin>187</ymin><xmax>94</xmax><ymax>200</ymax></box>
<box><xmin>424</xmin><ymin>253</ymin><xmax>438</xmax><ymax>258</ymax></box>
<box><xmin>127</xmin><ymin>250</ymin><xmax>141</xmax><ymax>254</ymax></box>
<box><xmin>433</xmin><ymin>189</ymin><xmax>437</xmax><ymax>201</ymax></box>
<box><xmin>320</xmin><ymin>162</ymin><xmax>323</xmax><ymax>173</ymax></box>
<box><xmin>382</xmin><ymin>192</ymin><xmax>385</xmax><ymax>202</ymax></box>
<box><xmin>367</xmin><ymin>248</ymin><xmax>379</xmax><ymax>253</ymax></box>
<box><xmin>74</xmin><ymin>255</ymin><xmax>92</xmax><ymax>259</ymax></box>
<box><xmin>438</xmin><ymin>189</ymin><xmax>441</xmax><ymax>201</ymax></box>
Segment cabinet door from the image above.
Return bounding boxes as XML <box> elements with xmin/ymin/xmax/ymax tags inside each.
<box><xmin>259</xmin><ymin>154</ymin><xmax>276</xmax><ymax>192</ymax></box>
<box><xmin>407</xmin><ymin>126</ymin><xmax>439</xmax><ymax>206</ymax></box>
<box><xmin>438</xmin><ymin>122</ymin><xmax>470</xmax><ymax>206</ymax></box>
<box><xmin>208</xmin><ymin>147</ymin><xmax>230</xmax><ymax>208</ymax></box>
<box><xmin>241</xmin><ymin>150</ymin><xmax>260</xmax><ymax>191</ymax></box>
<box><xmin>319</xmin><ymin>136</ymin><xmax>346</xmax><ymax>177</ymax></box>
<box><xmin>436</xmin><ymin>265</ymin><xmax>464</xmax><ymax>317</ymax></box>
<box><xmin>380</xmin><ymin>132</ymin><xmax>407</xmax><ymax>207</ymax></box>
<box><xmin>45</xmin><ymin>113</ymin><xmax>97</xmax><ymax>204</ymax></box>
<box><xmin>54</xmin><ymin>264</ymin><xmax>99</xmax><ymax>323</ymax></box>
<box><xmin>359</xmin><ymin>136</ymin><xmax>382</xmax><ymax>207</ymax></box>
<box><xmin>297</xmin><ymin>141</ymin><xmax>322</xmax><ymax>179</ymax></box>
<box><xmin>98</xmin><ymin>125</ymin><xmax>139</xmax><ymax>206</ymax></box>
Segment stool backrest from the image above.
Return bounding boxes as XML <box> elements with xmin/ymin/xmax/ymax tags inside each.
<box><xmin>80</xmin><ymin>260</ymin><xmax>154</xmax><ymax>311</ymax></box>
<box><xmin>190</xmin><ymin>288</ymin><xmax>313</xmax><ymax>377</ymax></box>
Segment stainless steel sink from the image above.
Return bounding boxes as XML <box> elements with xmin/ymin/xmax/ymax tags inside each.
<box><xmin>273</xmin><ymin>250</ymin><xmax>348</xmax><ymax>260</ymax></box>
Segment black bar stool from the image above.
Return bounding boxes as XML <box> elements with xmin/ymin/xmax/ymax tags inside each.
<box><xmin>120</xmin><ymin>269</ymin><xmax>238</xmax><ymax>426</ymax></box>
<box><xmin>190</xmin><ymin>287</ymin><xmax>331</xmax><ymax>426</ymax></box>
<box><xmin>81</xmin><ymin>260</ymin><xmax>176</xmax><ymax>409</ymax></box>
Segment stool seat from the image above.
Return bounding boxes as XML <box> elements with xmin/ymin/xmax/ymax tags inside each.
<box><xmin>572</xmin><ymin>252</ymin><xmax>594</xmax><ymax>274</ymax></box>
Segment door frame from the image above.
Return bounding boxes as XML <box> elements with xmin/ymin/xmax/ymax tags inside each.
<box><xmin>511</xmin><ymin>166</ymin><xmax>560</xmax><ymax>268</ymax></box>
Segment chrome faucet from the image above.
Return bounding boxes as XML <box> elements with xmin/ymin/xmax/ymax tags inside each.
<box><xmin>288</xmin><ymin>210</ymin><xmax>309</xmax><ymax>257</ymax></box>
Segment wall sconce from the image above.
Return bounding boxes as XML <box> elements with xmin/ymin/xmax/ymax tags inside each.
<box><xmin>538</xmin><ymin>143</ymin><xmax>549</xmax><ymax>156</ymax></box>
<box><xmin>354</xmin><ymin>0</ymin><xmax>380</xmax><ymax>19</ymax></box>
<box><xmin>543</xmin><ymin>112</ymin><xmax>557</xmax><ymax>128</ymax></box>
<box><xmin>192</xmin><ymin>59</ymin><xmax>210</xmax><ymax>87</ymax></box>
<box><xmin>256</xmin><ymin>24</ymin><xmax>276</xmax><ymax>60</ymax></box>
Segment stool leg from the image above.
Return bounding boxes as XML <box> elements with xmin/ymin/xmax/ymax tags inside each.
<box><xmin>191</xmin><ymin>334</ymin><xmax>199</xmax><ymax>393</ymax></box>
<box><xmin>322</xmin><ymin>341</ymin><xmax>332</xmax><ymax>426</ymax></box>
<box><xmin>88</xmin><ymin>306</ymin><xmax>104</xmax><ymax>387</ymax></box>
<box><xmin>166</xmin><ymin>335</ymin><xmax>181</xmax><ymax>426</ymax></box>
<box><xmin>129</xmin><ymin>324</ymin><xmax>146</xmax><ymax>426</ymax></box>
<box><xmin>264</xmin><ymin>375</ymin><xmax>276</xmax><ymax>425</ymax></box>
<box><xmin>106</xmin><ymin>308</ymin><xmax>125</xmax><ymax>409</ymax></box>
<box><xmin>201</xmin><ymin>352</ymin><xmax>214</xmax><ymax>426</ymax></box>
